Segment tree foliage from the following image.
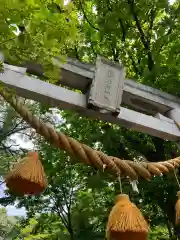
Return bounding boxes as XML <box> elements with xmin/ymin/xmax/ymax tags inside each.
<box><xmin>0</xmin><ymin>0</ymin><xmax>180</xmax><ymax>239</ymax></box>
<box><xmin>73</xmin><ymin>0</ymin><xmax>180</xmax><ymax>95</ymax></box>
<box><xmin>0</xmin><ymin>0</ymin><xmax>78</xmax><ymax>80</ymax></box>
<box><xmin>0</xmin><ymin>207</ymin><xmax>20</xmax><ymax>239</ymax></box>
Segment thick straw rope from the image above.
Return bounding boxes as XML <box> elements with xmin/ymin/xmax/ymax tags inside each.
<box><xmin>1</xmin><ymin>88</ymin><xmax>180</xmax><ymax>180</ymax></box>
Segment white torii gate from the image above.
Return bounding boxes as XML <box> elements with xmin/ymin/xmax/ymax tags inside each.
<box><xmin>0</xmin><ymin>55</ymin><xmax>180</xmax><ymax>142</ymax></box>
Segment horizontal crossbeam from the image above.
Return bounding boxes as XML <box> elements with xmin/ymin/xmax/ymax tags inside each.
<box><xmin>57</xmin><ymin>58</ymin><xmax>180</xmax><ymax>114</ymax></box>
<box><xmin>1</xmin><ymin>65</ymin><xmax>180</xmax><ymax>141</ymax></box>
<box><xmin>21</xmin><ymin>58</ymin><xmax>180</xmax><ymax>115</ymax></box>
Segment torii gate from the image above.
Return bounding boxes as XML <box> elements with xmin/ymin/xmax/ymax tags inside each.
<box><xmin>1</xmin><ymin>55</ymin><xmax>180</xmax><ymax>142</ymax></box>
<box><xmin>0</xmin><ymin>54</ymin><xmax>179</xmax><ymax>181</ymax></box>
<box><xmin>1</xmin><ymin>55</ymin><xmax>180</xmax><ymax>239</ymax></box>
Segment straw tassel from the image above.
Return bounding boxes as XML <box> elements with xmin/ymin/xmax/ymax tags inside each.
<box><xmin>175</xmin><ymin>191</ymin><xmax>180</xmax><ymax>226</ymax></box>
<box><xmin>5</xmin><ymin>152</ymin><xmax>47</xmax><ymax>196</ymax></box>
<box><xmin>106</xmin><ymin>194</ymin><xmax>149</xmax><ymax>240</ymax></box>
<box><xmin>173</xmin><ymin>169</ymin><xmax>180</xmax><ymax>226</ymax></box>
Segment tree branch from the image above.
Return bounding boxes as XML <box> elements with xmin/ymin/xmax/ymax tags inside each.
<box><xmin>127</xmin><ymin>0</ymin><xmax>147</xmax><ymax>47</ymax></box>
<box><xmin>157</xmin><ymin>4</ymin><xmax>180</xmax><ymax>53</ymax></box>
<box><xmin>147</xmin><ymin>9</ymin><xmax>156</xmax><ymax>43</ymax></box>
<box><xmin>128</xmin><ymin>53</ymin><xmax>142</xmax><ymax>76</ymax></box>
<box><xmin>54</xmin><ymin>193</ymin><xmax>74</xmax><ymax>239</ymax></box>
<box><xmin>118</xmin><ymin>18</ymin><xmax>126</xmax><ymax>42</ymax></box>
<box><xmin>74</xmin><ymin>46</ymin><xmax>81</xmax><ymax>61</ymax></box>
<box><xmin>117</xmin><ymin>9</ymin><xmax>143</xmax><ymax>76</ymax></box>
<box><xmin>90</xmin><ymin>42</ymin><xmax>97</xmax><ymax>57</ymax></box>
<box><xmin>79</xmin><ymin>0</ymin><xmax>99</xmax><ymax>31</ymax></box>
<box><xmin>111</xmin><ymin>46</ymin><xmax>119</xmax><ymax>62</ymax></box>
<box><xmin>127</xmin><ymin>0</ymin><xmax>154</xmax><ymax>71</ymax></box>
<box><xmin>52</xmin><ymin>197</ymin><xmax>69</xmax><ymax>229</ymax></box>
<box><xmin>61</xmin><ymin>185</ymin><xmax>71</xmax><ymax>212</ymax></box>
<box><xmin>55</xmin><ymin>208</ymin><xmax>69</xmax><ymax>229</ymax></box>
<box><xmin>0</xmin><ymin>37</ymin><xmax>17</xmax><ymax>46</ymax></box>
<box><xmin>0</xmin><ymin>126</ymin><xmax>30</xmax><ymax>141</ymax></box>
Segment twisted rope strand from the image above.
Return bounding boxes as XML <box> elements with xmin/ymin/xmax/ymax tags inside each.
<box><xmin>1</xmin><ymin>88</ymin><xmax>180</xmax><ymax>180</ymax></box>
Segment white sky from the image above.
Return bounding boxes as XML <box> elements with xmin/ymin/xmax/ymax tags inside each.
<box><xmin>169</xmin><ymin>0</ymin><xmax>176</xmax><ymax>3</ymax></box>
<box><xmin>64</xmin><ymin>0</ymin><xmax>70</xmax><ymax>5</ymax></box>
<box><xmin>0</xmin><ymin>183</ymin><xmax>27</xmax><ymax>217</ymax></box>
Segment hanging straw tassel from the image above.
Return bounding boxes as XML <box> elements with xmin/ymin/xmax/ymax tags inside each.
<box><xmin>106</xmin><ymin>194</ymin><xmax>149</xmax><ymax>240</ymax></box>
<box><xmin>175</xmin><ymin>191</ymin><xmax>180</xmax><ymax>225</ymax></box>
<box><xmin>173</xmin><ymin>169</ymin><xmax>180</xmax><ymax>226</ymax></box>
<box><xmin>5</xmin><ymin>152</ymin><xmax>47</xmax><ymax>196</ymax></box>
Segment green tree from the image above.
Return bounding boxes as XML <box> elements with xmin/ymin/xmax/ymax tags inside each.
<box><xmin>0</xmin><ymin>0</ymin><xmax>180</xmax><ymax>239</ymax></box>
<box><xmin>0</xmin><ymin>112</ymin><xmax>174</xmax><ymax>239</ymax></box>
<box><xmin>0</xmin><ymin>0</ymin><xmax>78</xmax><ymax>80</ymax></box>
<box><xmin>73</xmin><ymin>0</ymin><xmax>180</xmax><ymax>95</ymax></box>
<box><xmin>14</xmin><ymin>218</ymin><xmax>50</xmax><ymax>240</ymax></box>
<box><xmin>66</xmin><ymin>0</ymin><xmax>180</xmax><ymax>236</ymax></box>
<box><xmin>0</xmin><ymin>207</ymin><xmax>20</xmax><ymax>239</ymax></box>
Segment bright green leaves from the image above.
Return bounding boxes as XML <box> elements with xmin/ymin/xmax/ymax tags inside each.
<box><xmin>72</xmin><ymin>0</ymin><xmax>180</xmax><ymax>96</ymax></box>
<box><xmin>0</xmin><ymin>0</ymin><xmax>180</xmax><ymax>239</ymax></box>
<box><xmin>14</xmin><ymin>218</ymin><xmax>51</xmax><ymax>239</ymax></box>
<box><xmin>0</xmin><ymin>208</ymin><xmax>19</xmax><ymax>239</ymax></box>
<box><xmin>0</xmin><ymin>0</ymin><xmax>79</xmax><ymax>82</ymax></box>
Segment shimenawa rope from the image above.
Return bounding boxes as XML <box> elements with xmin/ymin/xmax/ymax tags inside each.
<box><xmin>0</xmin><ymin>88</ymin><xmax>180</xmax><ymax>180</ymax></box>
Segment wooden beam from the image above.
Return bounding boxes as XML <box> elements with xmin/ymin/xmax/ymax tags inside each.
<box><xmin>4</xmin><ymin>57</ymin><xmax>180</xmax><ymax>115</ymax></box>
<box><xmin>1</xmin><ymin>66</ymin><xmax>180</xmax><ymax>141</ymax></box>
<box><xmin>54</xmin><ymin>58</ymin><xmax>180</xmax><ymax>115</ymax></box>
<box><xmin>165</xmin><ymin>109</ymin><xmax>180</xmax><ymax>124</ymax></box>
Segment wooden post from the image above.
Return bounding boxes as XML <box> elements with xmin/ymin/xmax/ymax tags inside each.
<box><xmin>165</xmin><ymin>109</ymin><xmax>180</xmax><ymax>149</ymax></box>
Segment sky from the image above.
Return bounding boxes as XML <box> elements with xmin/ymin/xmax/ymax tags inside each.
<box><xmin>0</xmin><ymin>184</ymin><xmax>27</xmax><ymax>217</ymax></box>
<box><xmin>170</xmin><ymin>0</ymin><xmax>176</xmax><ymax>3</ymax></box>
